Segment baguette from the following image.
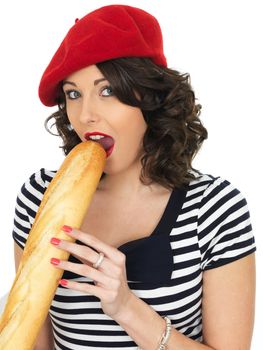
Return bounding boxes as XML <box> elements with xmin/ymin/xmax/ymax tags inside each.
<box><xmin>0</xmin><ymin>141</ymin><xmax>106</xmax><ymax>349</ymax></box>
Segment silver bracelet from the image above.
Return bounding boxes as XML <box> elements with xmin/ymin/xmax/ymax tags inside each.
<box><xmin>137</xmin><ymin>316</ymin><xmax>172</xmax><ymax>350</ymax></box>
<box><xmin>157</xmin><ymin>317</ymin><xmax>172</xmax><ymax>350</ymax></box>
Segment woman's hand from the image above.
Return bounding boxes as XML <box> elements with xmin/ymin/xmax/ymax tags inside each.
<box><xmin>50</xmin><ymin>225</ymin><xmax>133</xmax><ymax>319</ymax></box>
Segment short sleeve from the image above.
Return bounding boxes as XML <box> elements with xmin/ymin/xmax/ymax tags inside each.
<box><xmin>197</xmin><ymin>177</ymin><xmax>256</xmax><ymax>270</ymax></box>
<box><xmin>12</xmin><ymin>169</ymin><xmax>55</xmax><ymax>249</ymax></box>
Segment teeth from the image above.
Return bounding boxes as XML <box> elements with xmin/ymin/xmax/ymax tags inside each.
<box><xmin>89</xmin><ymin>135</ymin><xmax>105</xmax><ymax>140</ymax></box>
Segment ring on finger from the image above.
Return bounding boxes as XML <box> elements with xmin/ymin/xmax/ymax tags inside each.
<box><xmin>93</xmin><ymin>252</ymin><xmax>104</xmax><ymax>269</ymax></box>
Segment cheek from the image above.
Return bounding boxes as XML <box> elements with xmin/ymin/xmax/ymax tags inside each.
<box><xmin>127</xmin><ymin>114</ymin><xmax>147</xmax><ymax>140</ymax></box>
<box><xmin>66</xmin><ymin>104</ymin><xmax>79</xmax><ymax>124</ymax></box>
<box><xmin>118</xmin><ymin>117</ymin><xmax>147</xmax><ymax>153</ymax></box>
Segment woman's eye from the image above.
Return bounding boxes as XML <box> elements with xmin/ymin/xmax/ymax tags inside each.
<box><xmin>65</xmin><ymin>90</ymin><xmax>81</xmax><ymax>100</ymax></box>
<box><xmin>100</xmin><ymin>86</ymin><xmax>114</xmax><ymax>97</ymax></box>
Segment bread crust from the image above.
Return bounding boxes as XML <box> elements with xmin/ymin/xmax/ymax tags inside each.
<box><xmin>0</xmin><ymin>141</ymin><xmax>106</xmax><ymax>349</ymax></box>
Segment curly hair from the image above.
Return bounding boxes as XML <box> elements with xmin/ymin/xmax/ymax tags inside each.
<box><xmin>44</xmin><ymin>57</ymin><xmax>208</xmax><ymax>190</ymax></box>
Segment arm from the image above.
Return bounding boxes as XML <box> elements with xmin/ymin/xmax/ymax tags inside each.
<box><xmin>115</xmin><ymin>254</ymin><xmax>256</xmax><ymax>350</ymax></box>
<box><xmin>202</xmin><ymin>253</ymin><xmax>255</xmax><ymax>349</ymax></box>
<box><xmin>14</xmin><ymin>242</ymin><xmax>55</xmax><ymax>350</ymax></box>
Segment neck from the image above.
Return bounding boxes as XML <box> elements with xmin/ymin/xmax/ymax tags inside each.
<box><xmin>97</xmin><ymin>161</ymin><xmax>163</xmax><ymax>199</ymax></box>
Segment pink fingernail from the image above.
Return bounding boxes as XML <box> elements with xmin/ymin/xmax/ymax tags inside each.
<box><xmin>50</xmin><ymin>237</ymin><xmax>61</xmax><ymax>245</ymax></box>
<box><xmin>62</xmin><ymin>225</ymin><xmax>73</xmax><ymax>233</ymax></box>
<box><xmin>59</xmin><ymin>279</ymin><xmax>68</xmax><ymax>287</ymax></box>
<box><xmin>50</xmin><ymin>258</ymin><xmax>60</xmax><ymax>265</ymax></box>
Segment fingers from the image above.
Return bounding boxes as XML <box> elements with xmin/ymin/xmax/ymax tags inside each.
<box><xmin>50</xmin><ymin>226</ymin><xmax>131</xmax><ymax>316</ymax></box>
<box><xmin>51</xmin><ymin>237</ymin><xmax>100</xmax><ymax>267</ymax></box>
<box><xmin>50</xmin><ymin>257</ymin><xmax>115</xmax><ymax>288</ymax></box>
<box><xmin>59</xmin><ymin>279</ymin><xmax>105</xmax><ymax>300</ymax></box>
<box><xmin>58</xmin><ymin>278</ymin><xmax>122</xmax><ymax>305</ymax></box>
<box><xmin>61</xmin><ymin>226</ymin><xmax>125</xmax><ymax>266</ymax></box>
<box><xmin>50</xmin><ymin>226</ymin><xmax>126</xmax><ymax>279</ymax></box>
<box><xmin>49</xmin><ymin>226</ymin><xmax>132</xmax><ymax>319</ymax></box>
<box><xmin>69</xmin><ymin>252</ymin><xmax>92</xmax><ymax>267</ymax></box>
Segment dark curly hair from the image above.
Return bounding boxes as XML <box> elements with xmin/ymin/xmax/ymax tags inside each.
<box><xmin>44</xmin><ymin>57</ymin><xmax>208</xmax><ymax>190</ymax></box>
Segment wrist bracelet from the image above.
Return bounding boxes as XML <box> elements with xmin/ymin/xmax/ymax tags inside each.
<box><xmin>137</xmin><ymin>316</ymin><xmax>172</xmax><ymax>350</ymax></box>
<box><xmin>157</xmin><ymin>316</ymin><xmax>172</xmax><ymax>350</ymax></box>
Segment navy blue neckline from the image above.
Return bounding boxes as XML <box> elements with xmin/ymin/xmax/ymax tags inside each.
<box><xmin>118</xmin><ymin>187</ymin><xmax>187</xmax><ymax>251</ymax></box>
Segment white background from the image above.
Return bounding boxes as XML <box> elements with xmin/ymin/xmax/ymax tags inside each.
<box><xmin>0</xmin><ymin>0</ymin><xmax>262</xmax><ymax>348</ymax></box>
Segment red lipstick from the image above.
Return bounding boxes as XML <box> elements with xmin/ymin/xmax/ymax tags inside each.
<box><xmin>84</xmin><ymin>131</ymin><xmax>113</xmax><ymax>139</ymax></box>
<box><xmin>84</xmin><ymin>131</ymin><xmax>115</xmax><ymax>158</ymax></box>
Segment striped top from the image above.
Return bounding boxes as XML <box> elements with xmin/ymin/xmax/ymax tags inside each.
<box><xmin>12</xmin><ymin>169</ymin><xmax>256</xmax><ymax>349</ymax></box>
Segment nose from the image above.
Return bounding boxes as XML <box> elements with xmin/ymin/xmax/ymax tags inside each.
<box><xmin>79</xmin><ymin>99</ymin><xmax>100</xmax><ymax>125</ymax></box>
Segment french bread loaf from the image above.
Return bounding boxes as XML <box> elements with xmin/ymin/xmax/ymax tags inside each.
<box><xmin>0</xmin><ymin>141</ymin><xmax>106</xmax><ymax>349</ymax></box>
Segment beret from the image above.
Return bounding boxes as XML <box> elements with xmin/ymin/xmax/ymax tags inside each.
<box><xmin>38</xmin><ymin>4</ymin><xmax>167</xmax><ymax>106</ymax></box>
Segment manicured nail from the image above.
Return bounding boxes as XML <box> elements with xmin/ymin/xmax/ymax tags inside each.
<box><xmin>59</xmin><ymin>279</ymin><xmax>68</xmax><ymax>287</ymax></box>
<box><xmin>50</xmin><ymin>258</ymin><xmax>60</xmax><ymax>265</ymax></box>
<box><xmin>62</xmin><ymin>225</ymin><xmax>73</xmax><ymax>233</ymax></box>
<box><xmin>50</xmin><ymin>237</ymin><xmax>61</xmax><ymax>245</ymax></box>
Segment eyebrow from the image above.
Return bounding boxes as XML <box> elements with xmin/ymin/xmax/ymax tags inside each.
<box><xmin>62</xmin><ymin>78</ymin><xmax>107</xmax><ymax>87</ymax></box>
<box><xmin>94</xmin><ymin>78</ymin><xmax>107</xmax><ymax>86</ymax></box>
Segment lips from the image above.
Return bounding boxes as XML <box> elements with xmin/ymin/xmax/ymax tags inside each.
<box><xmin>84</xmin><ymin>132</ymin><xmax>115</xmax><ymax>155</ymax></box>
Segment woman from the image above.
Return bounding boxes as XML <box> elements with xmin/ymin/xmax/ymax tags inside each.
<box><xmin>13</xmin><ymin>4</ymin><xmax>256</xmax><ymax>350</ymax></box>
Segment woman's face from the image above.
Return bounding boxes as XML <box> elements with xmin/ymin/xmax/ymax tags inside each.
<box><xmin>62</xmin><ymin>65</ymin><xmax>147</xmax><ymax>175</ymax></box>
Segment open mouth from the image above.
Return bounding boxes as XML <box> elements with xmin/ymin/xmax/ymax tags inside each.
<box><xmin>84</xmin><ymin>132</ymin><xmax>115</xmax><ymax>158</ymax></box>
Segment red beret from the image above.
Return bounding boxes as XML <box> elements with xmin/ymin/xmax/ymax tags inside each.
<box><xmin>38</xmin><ymin>4</ymin><xmax>167</xmax><ymax>106</ymax></box>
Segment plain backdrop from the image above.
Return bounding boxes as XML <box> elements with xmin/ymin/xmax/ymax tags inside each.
<box><xmin>0</xmin><ymin>0</ymin><xmax>262</xmax><ymax>348</ymax></box>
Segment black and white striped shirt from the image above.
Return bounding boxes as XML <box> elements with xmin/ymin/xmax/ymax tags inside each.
<box><xmin>13</xmin><ymin>169</ymin><xmax>256</xmax><ymax>349</ymax></box>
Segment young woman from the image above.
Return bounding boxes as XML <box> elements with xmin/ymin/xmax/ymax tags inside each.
<box><xmin>13</xmin><ymin>4</ymin><xmax>256</xmax><ymax>350</ymax></box>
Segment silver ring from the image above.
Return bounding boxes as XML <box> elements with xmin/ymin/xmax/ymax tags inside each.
<box><xmin>93</xmin><ymin>252</ymin><xmax>104</xmax><ymax>269</ymax></box>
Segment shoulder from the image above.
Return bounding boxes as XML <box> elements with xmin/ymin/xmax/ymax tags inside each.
<box><xmin>28</xmin><ymin>168</ymin><xmax>56</xmax><ymax>189</ymax></box>
<box><xmin>188</xmin><ymin>171</ymin><xmax>232</xmax><ymax>192</ymax></box>
<box><xmin>21</xmin><ymin>168</ymin><xmax>56</xmax><ymax>196</ymax></box>
<box><xmin>187</xmin><ymin>171</ymin><xmax>245</xmax><ymax>209</ymax></box>
<box><xmin>188</xmin><ymin>171</ymin><xmax>256</xmax><ymax>270</ymax></box>
<box><xmin>17</xmin><ymin>168</ymin><xmax>56</xmax><ymax>209</ymax></box>
<box><xmin>12</xmin><ymin>169</ymin><xmax>57</xmax><ymax>249</ymax></box>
